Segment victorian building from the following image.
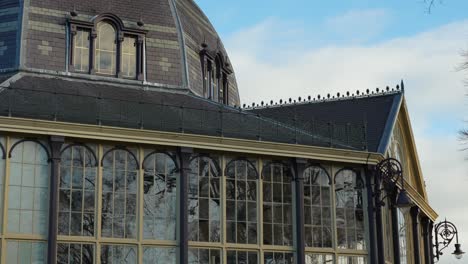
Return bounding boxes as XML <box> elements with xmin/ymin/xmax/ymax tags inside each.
<box><xmin>0</xmin><ymin>0</ymin><xmax>439</xmax><ymax>263</ymax></box>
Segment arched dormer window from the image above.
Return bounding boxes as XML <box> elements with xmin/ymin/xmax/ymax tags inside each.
<box><xmin>69</xmin><ymin>14</ymin><xmax>147</xmax><ymax>80</ymax></box>
<box><xmin>200</xmin><ymin>47</ymin><xmax>231</xmax><ymax>104</ymax></box>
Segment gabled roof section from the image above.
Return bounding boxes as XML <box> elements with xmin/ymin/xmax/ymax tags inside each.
<box><xmin>246</xmin><ymin>88</ymin><xmax>404</xmax><ymax>153</ymax></box>
<box><xmin>0</xmin><ymin>73</ymin><xmax>364</xmax><ymax>150</ymax></box>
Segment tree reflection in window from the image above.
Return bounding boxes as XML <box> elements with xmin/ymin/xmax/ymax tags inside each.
<box><xmin>143</xmin><ymin>247</ymin><xmax>176</xmax><ymax>264</ymax></box>
<box><xmin>262</xmin><ymin>162</ymin><xmax>293</xmax><ymax>246</ymax></box>
<box><xmin>188</xmin><ymin>248</ymin><xmax>221</xmax><ymax>264</ymax></box>
<box><xmin>305</xmin><ymin>253</ymin><xmax>333</xmax><ymax>263</ymax></box>
<box><xmin>225</xmin><ymin>158</ymin><xmax>258</xmax><ymax>244</ymax></box>
<box><xmin>335</xmin><ymin>169</ymin><xmax>365</xmax><ymax>250</ymax></box>
<box><xmin>337</xmin><ymin>256</ymin><xmax>367</xmax><ymax>264</ymax></box>
<box><xmin>143</xmin><ymin>151</ymin><xmax>178</xmax><ymax>240</ymax></box>
<box><xmin>188</xmin><ymin>156</ymin><xmax>221</xmax><ymax>242</ymax></box>
<box><xmin>8</xmin><ymin>140</ymin><xmax>50</xmax><ymax>235</ymax></box>
<box><xmin>101</xmin><ymin>147</ymin><xmax>138</xmax><ymax>239</ymax></box>
<box><xmin>263</xmin><ymin>252</ymin><xmax>294</xmax><ymax>264</ymax></box>
<box><xmin>304</xmin><ymin>166</ymin><xmax>332</xmax><ymax>248</ymax></box>
<box><xmin>58</xmin><ymin>144</ymin><xmax>97</xmax><ymax>236</ymax></box>
<box><xmin>95</xmin><ymin>22</ymin><xmax>116</xmax><ymax>75</ymax></box>
<box><xmin>101</xmin><ymin>244</ymin><xmax>137</xmax><ymax>264</ymax></box>
<box><xmin>57</xmin><ymin>243</ymin><xmax>94</xmax><ymax>264</ymax></box>
<box><xmin>227</xmin><ymin>250</ymin><xmax>258</xmax><ymax>264</ymax></box>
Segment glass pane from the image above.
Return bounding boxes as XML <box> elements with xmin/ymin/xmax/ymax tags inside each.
<box><xmin>101</xmin><ymin>147</ymin><xmax>139</xmax><ymax>239</ymax></box>
<box><xmin>227</xmin><ymin>251</ymin><xmax>258</xmax><ymax>264</ymax></box>
<box><xmin>74</xmin><ymin>30</ymin><xmax>90</xmax><ymax>72</ymax></box>
<box><xmin>305</xmin><ymin>253</ymin><xmax>334</xmax><ymax>264</ymax></box>
<box><xmin>338</xmin><ymin>256</ymin><xmax>367</xmax><ymax>264</ymax></box>
<box><xmin>122</xmin><ymin>37</ymin><xmax>137</xmax><ymax>78</ymax></box>
<box><xmin>57</xmin><ymin>243</ymin><xmax>94</xmax><ymax>264</ymax></box>
<box><xmin>8</xmin><ymin>140</ymin><xmax>50</xmax><ymax>235</ymax></box>
<box><xmin>262</xmin><ymin>161</ymin><xmax>292</xmax><ymax>246</ymax></box>
<box><xmin>263</xmin><ymin>252</ymin><xmax>294</xmax><ymax>264</ymax></box>
<box><xmin>59</xmin><ymin>145</ymin><xmax>97</xmax><ymax>237</ymax></box>
<box><xmin>335</xmin><ymin>169</ymin><xmax>366</xmax><ymax>250</ymax></box>
<box><xmin>188</xmin><ymin>156</ymin><xmax>221</xmax><ymax>242</ymax></box>
<box><xmin>101</xmin><ymin>245</ymin><xmax>137</xmax><ymax>264</ymax></box>
<box><xmin>143</xmin><ymin>151</ymin><xmax>178</xmax><ymax>241</ymax></box>
<box><xmin>189</xmin><ymin>248</ymin><xmax>221</xmax><ymax>264</ymax></box>
<box><xmin>95</xmin><ymin>23</ymin><xmax>116</xmax><ymax>75</ymax></box>
<box><xmin>6</xmin><ymin>241</ymin><xmax>47</xmax><ymax>263</ymax></box>
<box><xmin>143</xmin><ymin>247</ymin><xmax>176</xmax><ymax>264</ymax></box>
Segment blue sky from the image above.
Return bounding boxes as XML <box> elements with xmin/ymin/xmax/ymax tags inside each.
<box><xmin>196</xmin><ymin>1</ymin><xmax>468</xmax><ymax>263</ymax></box>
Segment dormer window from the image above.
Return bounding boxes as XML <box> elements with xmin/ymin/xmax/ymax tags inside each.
<box><xmin>69</xmin><ymin>14</ymin><xmax>147</xmax><ymax>80</ymax></box>
<box><xmin>200</xmin><ymin>48</ymin><xmax>231</xmax><ymax>104</ymax></box>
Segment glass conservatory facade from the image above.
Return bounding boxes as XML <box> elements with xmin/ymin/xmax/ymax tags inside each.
<box><xmin>0</xmin><ymin>135</ymin><xmax>369</xmax><ymax>264</ymax></box>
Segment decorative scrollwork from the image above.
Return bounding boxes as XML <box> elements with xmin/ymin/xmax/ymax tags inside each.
<box><xmin>436</xmin><ymin>220</ymin><xmax>457</xmax><ymax>250</ymax></box>
<box><xmin>376</xmin><ymin>158</ymin><xmax>403</xmax><ymax>186</ymax></box>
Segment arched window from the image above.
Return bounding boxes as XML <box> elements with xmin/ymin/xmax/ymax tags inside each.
<box><xmin>142</xmin><ymin>151</ymin><xmax>178</xmax><ymax>241</ymax></box>
<box><xmin>225</xmin><ymin>158</ymin><xmax>258</xmax><ymax>244</ymax></box>
<box><xmin>188</xmin><ymin>156</ymin><xmax>221</xmax><ymax>242</ymax></box>
<box><xmin>398</xmin><ymin>209</ymin><xmax>408</xmax><ymax>264</ymax></box>
<box><xmin>95</xmin><ymin>22</ymin><xmax>117</xmax><ymax>75</ymax></box>
<box><xmin>262</xmin><ymin>162</ymin><xmax>293</xmax><ymax>246</ymax></box>
<box><xmin>101</xmin><ymin>147</ymin><xmax>139</xmax><ymax>239</ymax></box>
<box><xmin>303</xmin><ymin>166</ymin><xmax>332</xmax><ymax>248</ymax></box>
<box><xmin>8</xmin><ymin>139</ymin><xmax>50</xmax><ymax>235</ymax></box>
<box><xmin>335</xmin><ymin>169</ymin><xmax>365</xmax><ymax>250</ymax></box>
<box><xmin>58</xmin><ymin>144</ymin><xmax>98</xmax><ymax>237</ymax></box>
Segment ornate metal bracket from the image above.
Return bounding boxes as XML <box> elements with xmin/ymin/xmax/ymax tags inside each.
<box><xmin>375</xmin><ymin>158</ymin><xmax>412</xmax><ymax>208</ymax></box>
<box><xmin>434</xmin><ymin>219</ymin><xmax>465</xmax><ymax>262</ymax></box>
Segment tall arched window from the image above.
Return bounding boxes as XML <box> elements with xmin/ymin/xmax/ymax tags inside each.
<box><xmin>225</xmin><ymin>158</ymin><xmax>258</xmax><ymax>244</ymax></box>
<box><xmin>303</xmin><ymin>166</ymin><xmax>332</xmax><ymax>248</ymax></box>
<box><xmin>335</xmin><ymin>169</ymin><xmax>365</xmax><ymax>250</ymax></box>
<box><xmin>101</xmin><ymin>147</ymin><xmax>139</xmax><ymax>239</ymax></box>
<box><xmin>58</xmin><ymin>144</ymin><xmax>98</xmax><ymax>237</ymax></box>
<box><xmin>262</xmin><ymin>162</ymin><xmax>293</xmax><ymax>246</ymax></box>
<box><xmin>95</xmin><ymin>22</ymin><xmax>117</xmax><ymax>75</ymax></box>
<box><xmin>188</xmin><ymin>156</ymin><xmax>221</xmax><ymax>242</ymax></box>
<box><xmin>8</xmin><ymin>139</ymin><xmax>50</xmax><ymax>235</ymax></box>
<box><xmin>142</xmin><ymin>151</ymin><xmax>178</xmax><ymax>241</ymax></box>
<box><xmin>398</xmin><ymin>209</ymin><xmax>408</xmax><ymax>264</ymax></box>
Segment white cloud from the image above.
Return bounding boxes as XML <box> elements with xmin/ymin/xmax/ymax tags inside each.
<box><xmin>225</xmin><ymin>15</ymin><xmax>468</xmax><ymax>264</ymax></box>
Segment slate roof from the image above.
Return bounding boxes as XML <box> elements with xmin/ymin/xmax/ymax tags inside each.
<box><xmin>0</xmin><ymin>74</ymin><xmax>368</xmax><ymax>150</ymax></box>
<box><xmin>247</xmin><ymin>92</ymin><xmax>403</xmax><ymax>153</ymax></box>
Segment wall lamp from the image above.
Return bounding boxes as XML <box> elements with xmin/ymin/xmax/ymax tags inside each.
<box><xmin>434</xmin><ymin>219</ymin><xmax>465</xmax><ymax>261</ymax></box>
<box><xmin>375</xmin><ymin>158</ymin><xmax>413</xmax><ymax>208</ymax></box>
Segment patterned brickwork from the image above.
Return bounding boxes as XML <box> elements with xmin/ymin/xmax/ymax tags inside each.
<box><xmin>0</xmin><ymin>1</ymin><xmax>20</xmax><ymax>69</ymax></box>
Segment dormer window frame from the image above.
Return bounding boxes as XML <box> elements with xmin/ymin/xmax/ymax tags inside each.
<box><xmin>68</xmin><ymin>14</ymin><xmax>147</xmax><ymax>80</ymax></box>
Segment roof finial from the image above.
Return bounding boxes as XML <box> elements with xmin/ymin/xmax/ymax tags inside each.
<box><xmin>401</xmin><ymin>79</ymin><xmax>405</xmax><ymax>92</ymax></box>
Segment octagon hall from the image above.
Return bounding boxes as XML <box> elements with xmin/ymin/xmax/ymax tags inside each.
<box><xmin>0</xmin><ymin>0</ymin><xmax>437</xmax><ymax>263</ymax></box>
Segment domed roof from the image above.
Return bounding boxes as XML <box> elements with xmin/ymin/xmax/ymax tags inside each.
<box><xmin>0</xmin><ymin>0</ymin><xmax>239</xmax><ymax>106</ymax></box>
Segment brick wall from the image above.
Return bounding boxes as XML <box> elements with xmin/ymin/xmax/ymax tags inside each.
<box><xmin>0</xmin><ymin>0</ymin><xmax>20</xmax><ymax>69</ymax></box>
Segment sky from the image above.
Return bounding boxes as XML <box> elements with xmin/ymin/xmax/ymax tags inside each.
<box><xmin>196</xmin><ymin>0</ymin><xmax>468</xmax><ymax>263</ymax></box>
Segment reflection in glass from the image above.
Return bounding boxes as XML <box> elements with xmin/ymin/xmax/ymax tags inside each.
<box><xmin>188</xmin><ymin>156</ymin><xmax>220</xmax><ymax>242</ymax></box>
<box><xmin>8</xmin><ymin>140</ymin><xmax>49</xmax><ymax>235</ymax></box>
<box><xmin>101</xmin><ymin>147</ymin><xmax>138</xmax><ymax>239</ymax></box>
<box><xmin>262</xmin><ymin>162</ymin><xmax>293</xmax><ymax>246</ymax></box>
<box><xmin>95</xmin><ymin>22</ymin><xmax>116</xmax><ymax>75</ymax></box>
<box><xmin>226</xmin><ymin>159</ymin><xmax>258</xmax><ymax>244</ymax></box>
<box><xmin>143</xmin><ymin>151</ymin><xmax>178</xmax><ymax>240</ymax></box>
<box><xmin>263</xmin><ymin>252</ymin><xmax>294</xmax><ymax>264</ymax></box>
<box><xmin>305</xmin><ymin>253</ymin><xmax>334</xmax><ymax>264</ymax></box>
<box><xmin>227</xmin><ymin>250</ymin><xmax>258</xmax><ymax>264</ymax></box>
<box><xmin>189</xmin><ymin>248</ymin><xmax>221</xmax><ymax>264</ymax></box>
<box><xmin>398</xmin><ymin>209</ymin><xmax>408</xmax><ymax>264</ymax></box>
<box><xmin>143</xmin><ymin>247</ymin><xmax>176</xmax><ymax>264</ymax></box>
<box><xmin>335</xmin><ymin>169</ymin><xmax>365</xmax><ymax>250</ymax></box>
<box><xmin>122</xmin><ymin>37</ymin><xmax>137</xmax><ymax>78</ymax></box>
<box><xmin>57</xmin><ymin>243</ymin><xmax>94</xmax><ymax>264</ymax></box>
<box><xmin>304</xmin><ymin>166</ymin><xmax>332</xmax><ymax>248</ymax></box>
<box><xmin>101</xmin><ymin>245</ymin><xmax>137</xmax><ymax>264</ymax></box>
<box><xmin>6</xmin><ymin>241</ymin><xmax>47</xmax><ymax>263</ymax></box>
<box><xmin>337</xmin><ymin>256</ymin><xmax>367</xmax><ymax>264</ymax></box>
<box><xmin>73</xmin><ymin>29</ymin><xmax>90</xmax><ymax>72</ymax></box>
<box><xmin>0</xmin><ymin>137</ymin><xmax>5</xmax><ymax>228</ymax></box>
<box><xmin>59</xmin><ymin>144</ymin><xmax>97</xmax><ymax>236</ymax></box>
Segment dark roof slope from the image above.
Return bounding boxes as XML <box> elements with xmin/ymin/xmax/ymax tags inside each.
<box><xmin>247</xmin><ymin>92</ymin><xmax>402</xmax><ymax>153</ymax></box>
<box><xmin>0</xmin><ymin>74</ymin><xmax>366</xmax><ymax>150</ymax></box>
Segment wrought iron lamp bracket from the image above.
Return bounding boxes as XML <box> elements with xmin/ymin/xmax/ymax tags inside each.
<box><xmin>433</xmin><ymin>219</ymin><xmax>464</xmax><ymax>262</ymax></box>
